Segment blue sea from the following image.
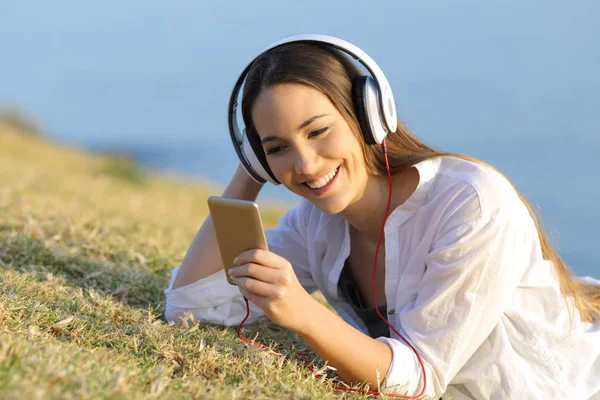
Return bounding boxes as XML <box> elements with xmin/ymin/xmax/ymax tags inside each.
<box><xmin>1</xmin><ymin>1</ymin><xmax>598</xmax><ymax>277</ymax></box>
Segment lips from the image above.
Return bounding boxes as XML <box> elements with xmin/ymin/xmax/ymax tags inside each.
<box><xmin>305</xmin><ymin>167</ymin><xmax>339</xmax><ymax>189</ymax></box>
<box><xmin>302</xmin><ymin>166</ymin><xmax>340</xmax><ymax>195</ymax></box>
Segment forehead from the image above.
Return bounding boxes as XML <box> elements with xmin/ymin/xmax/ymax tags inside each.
<box><xmin>251</xmin><ymin>83</ymin><xmax>337</xmax><ymax>137</ymax></box>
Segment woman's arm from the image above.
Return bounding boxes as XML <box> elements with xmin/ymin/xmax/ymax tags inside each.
<box><xmin>229</xmin><ymin>249</ymin><xmax>395</xmax><ymax>392</ymax></box>
<box><xmin>298</xmin><ymin>300</ymin><xmax>394</xmax><ymax>390</ymax></box>
<box><xmin>165</xmin><ymin>181</ymin><xmax>318</xmax><ymax>326</ymax></box>
<box><xmin>170</xmin><ymin>164</ymin><xmax>263</xmax><ymax>290</ymax></box>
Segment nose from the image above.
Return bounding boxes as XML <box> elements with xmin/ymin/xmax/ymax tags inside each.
<box><xmin>293</xmin><ymin>146</ymin><xmax>321</xmax><ymax>177</ymax></box>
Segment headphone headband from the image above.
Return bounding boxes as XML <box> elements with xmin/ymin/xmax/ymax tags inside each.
<box><xmin>228</xmin><ymin>34</ymin><xmax>397</xmax><ymax>184</ymax></box>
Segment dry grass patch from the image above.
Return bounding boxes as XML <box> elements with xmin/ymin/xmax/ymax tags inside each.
<box><xmin>0</xmin><ymin>125</ymin><xmax>392</xmax><ymax>399</ymax></box>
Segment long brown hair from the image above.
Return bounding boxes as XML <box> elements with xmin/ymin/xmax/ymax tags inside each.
<box><xmin>241</xmin><ymin>42</ymin><xmax>600</xmax><ymax>322</ymax></box>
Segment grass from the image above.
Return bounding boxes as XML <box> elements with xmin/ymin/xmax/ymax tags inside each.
<box><xmin>0</xmin><ymin>124</ymin><xmax>400</xmax><ymax>399</ymax></box>
<box><xmin>95</xmin><ymin>153</ymin><xmax>149</xmax><ymax>186</ymax></box>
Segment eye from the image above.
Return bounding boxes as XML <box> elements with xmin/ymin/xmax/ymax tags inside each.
<box><xmin>266</xmin><ymin>145</ymin><xmax>286</xmax><ymax>155</ymax></box>
<box><xmin>309</xmin><ymin>126</ymin><xmax>330</xmax><ymax>138</ymax></box>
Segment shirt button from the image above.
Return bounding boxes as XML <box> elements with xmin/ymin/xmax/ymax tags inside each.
<box><xmin>388</xmin><ymin>309</ymin><xmax>395</xmax><ymax>315</ymax></box>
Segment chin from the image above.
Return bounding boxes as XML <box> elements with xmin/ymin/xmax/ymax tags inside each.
<box><xmin>284</xmin><ymin>179</ymin><xmax>351</xmax><ymax>215</ymax></box>
<box><xmin>285</xmin><ymin>185</ymin><xmax>347</xmax><ymax>214</ymax></box>
<box><xmin>311</xmin><ymin>195</ymin><xmax>349</xmax><ymax>215</ymax></box>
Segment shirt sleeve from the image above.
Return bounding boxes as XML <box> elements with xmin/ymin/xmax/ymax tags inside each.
<box><xmin>377</xmin><ymin>193</ymin><xmax>537</xmax><ymax>397</ymax></box>
<box><xmin>164</xmin><ymin>200</ymin><xmax>318</xmax><ymax>326</ymax></box>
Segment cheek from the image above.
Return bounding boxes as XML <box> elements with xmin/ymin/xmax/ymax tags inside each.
<box><xmin>266</xmin><ymin>157</ymin><xmax>292</xmax><ymax>183</ymax></box>
<box><xmin>341</xmin><ymin>136</ymin><xmax>368</xmax><ymax>172</ymax></box>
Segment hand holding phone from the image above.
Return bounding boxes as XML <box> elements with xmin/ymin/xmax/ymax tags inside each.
<box><xmin>207</xmin><ymin>196</ymin><xmax>268</xmax><ymax>286</ymax></box>
<box><xmin>209</xmin><ymin>196</ymin><xmax>316</xmax><ymax>332</ymax></box>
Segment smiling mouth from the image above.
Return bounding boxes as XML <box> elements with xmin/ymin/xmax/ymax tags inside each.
<box><xmin>302</xmin><ymin>166</ymin><xmax>340</xmax><ymax>191</ymax></box>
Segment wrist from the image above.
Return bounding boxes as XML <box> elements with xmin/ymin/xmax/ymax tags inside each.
<box><xmin>222</xmin><ymin>164</ymin><xmax>264</xmax><ymax>200</ymax></box>
<box><xmin>293</xmin><ymin>294</ymin><xmax>325</xmax><ymax>338</ymax></box>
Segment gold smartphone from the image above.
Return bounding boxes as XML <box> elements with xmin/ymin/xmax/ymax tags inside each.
<box><xmin>207</xmin><ymin>196</ymin><xmax>269</xmax><ymax>286</ymax></box>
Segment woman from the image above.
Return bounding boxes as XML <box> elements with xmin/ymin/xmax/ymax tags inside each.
<box><xmin>164</xmin><ymin>36</ymin><xmax>600</xmax><ymax>399</ymax></box>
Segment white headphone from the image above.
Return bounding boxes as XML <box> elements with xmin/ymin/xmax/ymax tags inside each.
<box><xmin>227</xmin><ymin>34</ymin><xmax>397</xmax><ymax>185</ymax></box>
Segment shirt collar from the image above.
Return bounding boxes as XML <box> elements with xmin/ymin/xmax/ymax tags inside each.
<box><xmin>384</xmin><ymin>156</ymin><xmax>441</xmax><ymax>230</ymax></box>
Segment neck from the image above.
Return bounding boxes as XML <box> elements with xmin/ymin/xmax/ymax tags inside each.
<box><xmin>341</xmin><ymin>167</ymin><xmax>420</xmax><ymax>243</ymax></box>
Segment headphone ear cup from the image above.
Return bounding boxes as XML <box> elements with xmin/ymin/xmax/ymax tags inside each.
<box><xmin>241</xmin><ymin>129</ymin><xmax>280</xmax><ymax>185</ymax></box>
<box><xmin>352</xmin><ymin>76</ymin><xmax>377</xmax><ymax>145</ymax></box>
<box><xmin>352</xmin><ymin>75</ymin><xmax>388</xmax><ymax>145</ymax></box>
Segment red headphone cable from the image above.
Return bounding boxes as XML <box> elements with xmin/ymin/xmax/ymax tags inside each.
<box><xmin>236</xmin><ymin>139</ymin><xmax>428</xmax><ymax>398</ymax></box>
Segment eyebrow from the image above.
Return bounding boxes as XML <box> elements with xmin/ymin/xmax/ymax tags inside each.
<box><xmin>260</xmin><ymin>114</ymin><xmax>329</xmax><ymax>145</ymax></box>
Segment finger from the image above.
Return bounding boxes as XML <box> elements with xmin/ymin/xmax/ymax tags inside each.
<box><xmin>229</xmin><ymin>262</ymin><xmax>281</xmax><ymax>284</ymax></box>
<box><xmin>235</xmin><ymin>276</ymin><xmax>285</xmax><ymax>299</ymax></box>
<box><xmin>238</xmin><ymin>286</ymin><xmax>267</xmax><ymax>310</ymax></box>
<box><xmin>235</xmin><ymin>249</ymin><xmax>290</xmax><ymax>270</ymax></box>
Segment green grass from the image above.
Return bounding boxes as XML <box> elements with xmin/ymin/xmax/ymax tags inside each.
<box><xmin>95</xmin><ymin>153</ymin><xmax>149</xmax><ymax>186</ymax></box>
<box><xmin>0</xmin><ymin>124</ymin><xmax>392</xmax><ymax>399</ymax></box>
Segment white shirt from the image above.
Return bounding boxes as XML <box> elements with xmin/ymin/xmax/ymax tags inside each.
<box><xmin>165</xmin><ymin>156</ymin><xmax>600</xmax><ymax>399</ymax></box>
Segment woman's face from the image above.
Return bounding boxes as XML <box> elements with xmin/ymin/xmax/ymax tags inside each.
<box><xmin>251</xmin><ymin>83</ymin><xmax>369</xmax><ymax>214</ymax></box>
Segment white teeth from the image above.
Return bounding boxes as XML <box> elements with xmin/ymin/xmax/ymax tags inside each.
<box><xmin>306</xmin><ymin>168</ymin><xmax>338</xmax><ymax>189</ymax></box>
